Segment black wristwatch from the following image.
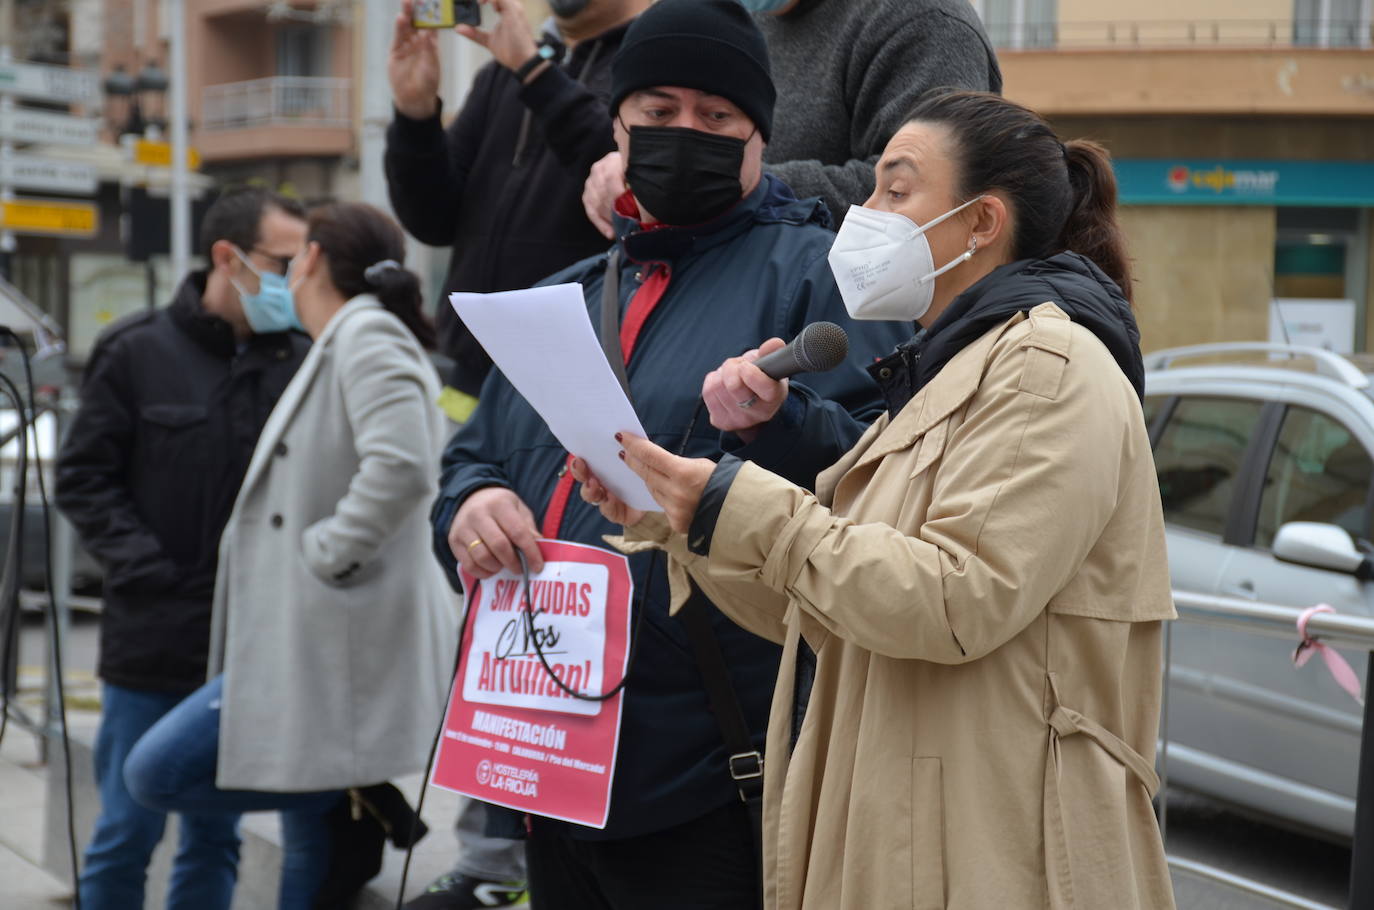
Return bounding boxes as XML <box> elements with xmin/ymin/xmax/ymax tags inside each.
<box><xmin>514</xmin><ymin>40</ymin><xmax>562</xmax><ymax>83</ymax></box>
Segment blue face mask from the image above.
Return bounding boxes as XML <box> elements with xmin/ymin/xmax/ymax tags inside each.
<box><xmin>231</xmin><ymin>247</ymin><xmax>301</xmax><ymax>333</ymax></box>
<box><xmin>735</xmin><ymin>0</ymin><xmax>794</xmax><ymax>11</ymax></box>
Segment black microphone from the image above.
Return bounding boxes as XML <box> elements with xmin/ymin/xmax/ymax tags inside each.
<box><xmin>753</xmin><ymin>321</ymin><xmax>850</xmax><ymax>380</ymax></box>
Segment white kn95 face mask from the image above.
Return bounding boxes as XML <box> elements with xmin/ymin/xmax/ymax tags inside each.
<box><xmin>827</xmin><ymin>196</ymin><xmax>984</xmax><ymax>322</ymax></box>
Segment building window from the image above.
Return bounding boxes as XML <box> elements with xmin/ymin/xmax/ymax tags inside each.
<box><xmin>276</xmin><ymin>24</ymin><xmax>332</xmax><ymax>77</ymax></box>
<box><xmin>977</xmin><ymin>0</ymin><xmax>1057</xmax><ymax>49</ymax></box>
<box><xmin>1294</xmin><ymin>0</ymin><xmax>1372</xmax><ymax>47</ymax></box>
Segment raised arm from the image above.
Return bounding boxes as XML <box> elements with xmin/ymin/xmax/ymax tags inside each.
<box><xmin>719</xmin><ymin>250</ymin><xmax>908</xmax><ymax>489</ymax></box>
<box><xmin>385</xmin><ymin>2</ymin><xmax>497</xmax><ymax>247</ymax></box>
<box><xmin>618</xmin><ymin>321</ymin><xmax>1138</xmax><ymax>663</ymax></box>
<box><xmin>767</xmin><ymin>7</ymin><xmax>1001</xmax><ymax>220</ymax></box>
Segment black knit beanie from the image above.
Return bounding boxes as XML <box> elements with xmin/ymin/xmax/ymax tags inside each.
<box><xmin>610</xmin><ymin>0</ymin><xmax>776</xmax><ymax>142</ymax></box>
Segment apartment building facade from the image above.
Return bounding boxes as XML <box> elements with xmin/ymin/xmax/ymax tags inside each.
<box><xmin>22</xmin><ymin>0</ymin><xmax>1374</xmax><ymax>357</ymax></box>
<box><xmin>18</xmin><ymin>0</ymin><xmax>524</xmax><ymax>354</ymax></box>
<box><xmin>976</xmin><ymin>0</ymin><xmax>1374</xmax><ymax>354</ymax></box>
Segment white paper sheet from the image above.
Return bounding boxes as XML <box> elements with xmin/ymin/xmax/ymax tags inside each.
<box><xmin>450</xmin><ymin>284</ymin><xmax>659</xmax><ymax>512</ymax></box>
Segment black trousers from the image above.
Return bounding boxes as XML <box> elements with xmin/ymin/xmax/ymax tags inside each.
<box><xmin>527</xmin><ymin>801</ymin><xmax>760</xmax><ymax>910</ymax></box>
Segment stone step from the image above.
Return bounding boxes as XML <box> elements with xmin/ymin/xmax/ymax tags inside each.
<box><xmin>38</xmin><ymin>717</ymin><xmax>518</xmax><ymax>909</ymax></box>
<box><xmin>21</xmin><ymin>716</ymin><xmax>1327</xmax><ymax>910</ymax></box>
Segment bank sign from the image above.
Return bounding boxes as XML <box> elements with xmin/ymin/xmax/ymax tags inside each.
<box><xmin>1115</xmin><ymin>160</ymin><xmax>1374</xmax><ymax>207</ymax></box>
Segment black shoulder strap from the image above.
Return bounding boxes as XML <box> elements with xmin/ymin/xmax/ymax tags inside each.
<box><xmin>593</xmin><ymin>257</ymin><xmax>763</xmax><ymax>903</ymax></box>
<box><xmin>677</xmin><ymin>586</ymin><xmax>765</xmax><ymax>906</ymax></box>
<box><xmin>599</xmin><ymin>250</ymin><xmax>632</xmax><ymax>398</ymax></box>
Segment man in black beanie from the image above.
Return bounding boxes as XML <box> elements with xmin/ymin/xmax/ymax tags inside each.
<box><xmin>433</xmin><ymin>1</ymin><xmax>909</xmax><ymax>906</ymax></box>
<box><xmin>584</xmin><ymin>0</ymin><xmax>1001</xmax><ymax>230</ymax></box>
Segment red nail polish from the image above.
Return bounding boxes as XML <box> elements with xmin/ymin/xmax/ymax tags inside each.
<box><xmin>618</xmin><ymin>451</ymin><xmax>626</xmax><ymax>460</ymax></box>
<box><xmin>614</xmin><ymin>433</ymin><xmax>623</xmax><ymax>443</ymax></box>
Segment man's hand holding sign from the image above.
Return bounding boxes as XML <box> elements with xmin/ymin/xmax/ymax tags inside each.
<box><xmin>434</xmin><ymin>540</ymin><xmax>633</xmax><ymax>828</ymax></box>
<box><xmin>451</xmin><ymin>487</ymin><xmax>545</xmax><ymax>579</ymax></box>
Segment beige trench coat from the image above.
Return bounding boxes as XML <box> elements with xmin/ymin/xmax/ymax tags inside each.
<box><xmin>619</xmin><ymin>303</ymin><xmax>1177</xmax><ymax>910</ymax></box>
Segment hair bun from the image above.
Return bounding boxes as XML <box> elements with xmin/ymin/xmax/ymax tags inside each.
<box><xmin>363</xmin><ymin>259</ymin><xmax>402</xmax><ymax>286</ymax></box>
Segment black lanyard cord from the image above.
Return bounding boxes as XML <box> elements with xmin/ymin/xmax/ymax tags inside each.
<box><xmin>519</xmin><ymin>395</ymin><xmax>707</xmax><ymax>701</ymax></box>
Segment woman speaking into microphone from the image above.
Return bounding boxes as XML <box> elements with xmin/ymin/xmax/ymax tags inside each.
<box><xmin>573</xmin><ymin>91</ymin><xmax>1177</xmax><ymax>910</ymax></box>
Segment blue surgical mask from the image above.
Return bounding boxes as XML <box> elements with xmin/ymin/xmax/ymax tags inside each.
<box><xmin>735</xmin><ymin>0</ymin><xmax>794</xmax><ymax>11</ymax></box>
<box><xmin>231</xmin><ymin>247</ymin><xmax>302</xmax><ymax>333</ymax></box>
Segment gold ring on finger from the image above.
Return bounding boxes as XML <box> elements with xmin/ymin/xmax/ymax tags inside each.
<box><xmin>467</xmin><ymin>538</ymin><xmax>486</xmax><ymax>552</ymax></box>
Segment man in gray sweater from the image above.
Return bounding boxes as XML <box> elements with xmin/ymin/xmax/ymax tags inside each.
<box><xmin>584</xmin><ymin>0</ymin><xmax>1002</xmax><ymax>230</ymax></box>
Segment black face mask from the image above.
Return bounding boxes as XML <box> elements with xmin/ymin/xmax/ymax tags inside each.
<box><xmin>624</xmin><ymin>126</ymin><xmax>748</xmax><ymax>226</ymax></box>
<box><xmin>548</xmin><ymin>0</ymin><xmax>591</xmax><ymax>16</ymax></box>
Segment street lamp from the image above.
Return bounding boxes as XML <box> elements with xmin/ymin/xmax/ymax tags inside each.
<box><xmin>101</xmin><ymin>64</ymin><xmax>141</xmax><ymax>137</ymax></box>
<box><xmin>102</xmin><ymin>61</ymin><xmax>170</xmax><ymax>138</ymax></box>
<box><xmin>136</xmin><ymin>61</ymin><xmax>169</xmax><ymax>135</ymax></box>
<box><xmin>103</xmin><ymin>60</ymin><xmax>176</xmax><ymax>311</ymax></box>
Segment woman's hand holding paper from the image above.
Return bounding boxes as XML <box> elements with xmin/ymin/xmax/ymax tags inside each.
<box><xmin>573</xmin><ymin>457</ymin><xmax>646</xmax><ymax>528</ymax></box>
<box><xmin>616</xmin><ymin>435</ymin><xmax>715</xmax><ymax>534</ymax></box>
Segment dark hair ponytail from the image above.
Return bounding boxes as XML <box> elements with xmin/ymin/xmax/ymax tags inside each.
<box><xmin>1059</xmin><ymin>140</ymin><xmax>1132</xmax><ymax>303</ymax></box>
<box><xmin>306</xmin><ymin>203</ymin><xmax>438</xmax><ymax>349</ymax></box>
<box><xmin>904</xmin><ymin>90</ymin><xmax>1134</xmax><ymax>304</ymax></box>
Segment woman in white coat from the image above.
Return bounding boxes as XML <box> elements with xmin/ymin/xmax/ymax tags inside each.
<box><xmin>125</xmin><ymin>203</ymin><xmax>458</xmax><ymax>909</ymax></box>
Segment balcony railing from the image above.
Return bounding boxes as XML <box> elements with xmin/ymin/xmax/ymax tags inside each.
<box><xmin>202</xmin><ymin>76</ymin><xmax>351</xmax><ymax>131</ymax></box>
<box><xmin>990</xmin><ymin>18</ymin><xmax>1373</xmax><ymax>50</ymax></box>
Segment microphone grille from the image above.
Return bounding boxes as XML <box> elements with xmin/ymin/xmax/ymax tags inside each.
<box><xmin>794</xmin><ymin>321</ymin><xmax>850</xmax><ymax>373</ymax></box>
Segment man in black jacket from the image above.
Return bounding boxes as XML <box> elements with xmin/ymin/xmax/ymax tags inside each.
<box><xmin>55</xmin><ymin>189</ymin><xmax>309</xmax><ymax>910</ymax></box>
<box><xmin>582</xmin><ymin>0</ymin><xmax>1002</xmax><ymax>228</ymax></box>
<box><xmin>386</xmin><ymin>0</ymin><xmax>648</xmax><ymax>422</ymax></box>
<box><xmin>387</xmin><ymin>2</ymin><xmax>648</xmax><ymax>907</ymax></box>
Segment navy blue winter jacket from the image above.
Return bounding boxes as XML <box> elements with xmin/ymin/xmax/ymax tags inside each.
<box><xmin>431</xmin><ymin>175</ymin><xmax>910</xmax><ymax>840</ymax></box>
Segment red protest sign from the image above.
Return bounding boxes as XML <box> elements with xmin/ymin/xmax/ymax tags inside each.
<box><xmin>432</xmin><ymin>539</ymin><xmax>632</xmax><ymax>828</ymax></box>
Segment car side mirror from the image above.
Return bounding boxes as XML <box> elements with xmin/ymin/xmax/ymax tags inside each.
<box><xmin>1273</xmin><ymin>521</ymin><xmax>1374</xmax><ymax>580</ymax></box>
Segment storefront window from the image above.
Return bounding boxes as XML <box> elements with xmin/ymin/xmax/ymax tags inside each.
<box><xmin>1274</xmin><ymin>209</ymin><xmax>1363</xmax><ymax>301</ymax></box>
<box><xmin>1271</xmin><ymin>208</ymin><xmax>1370</xmax><ymax>353</ymax></box>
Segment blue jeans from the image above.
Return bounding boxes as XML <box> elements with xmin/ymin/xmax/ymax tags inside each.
<box><xmin>124</xmin><ymin>676</ymin><xmax>345</xmax><ymax>910</ymax></box>
<box><xmin>79</xmin><ymin>683</ymin><xmax>241</xmax><ymax>910</ymax></box>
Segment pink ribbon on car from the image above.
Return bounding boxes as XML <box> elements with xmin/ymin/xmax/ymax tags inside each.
<box><xmin>1293</xmin><ymin>604</ymin><xmax>1365</xmax><ymax>706</ymax></box>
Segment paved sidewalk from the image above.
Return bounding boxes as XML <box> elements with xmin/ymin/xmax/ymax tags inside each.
<box><xmin>0</xmin><ymin>727</ymin><xmax>74</xmax><ymax>909</ymax></box>
<box><xmin>0</xmin><ymin>676</ymin><xmax>1333</xmax><ymax>910</ymax></box>
<box><xmin>2</xmin><ymin>698</ymin><xmax>514</xmax><ymax>909</ymax></box>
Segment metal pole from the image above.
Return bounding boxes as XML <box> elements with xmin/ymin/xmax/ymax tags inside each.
<box><xmin>0</xmin><ymin>47</ymin><xmax>15</xmax><ymax>273</ymax></box>
<box><xmin>1348</xmin><ymin>652</ymin><xmax>1374</xmax><ymax>909</ymax></box>
<box><xmin>168</xmin><ymin>0</ymin><xmax>190</xmax><ymax>278</ymax></box>
<box><xmin>43</xmin><ymin>410</ymin><xmax>73</xmax><ymax>756</ymax></box>
<box><xmin>359</xmin><ymin>0</ymin><xmax>393</xmax><ymax>209</ymax></box>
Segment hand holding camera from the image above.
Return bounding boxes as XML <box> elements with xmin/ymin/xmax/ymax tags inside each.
<box><xmin>390</xmin><ymin>0</ymin><xmax>444</xmax><ymax>120</ymax></box>
<box><xmin>453</xmin><ymin>0</ymin><xmax>541</xmax><ymax>77</ymax></box>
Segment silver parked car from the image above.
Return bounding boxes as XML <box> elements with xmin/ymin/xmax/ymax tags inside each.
<box><xmin>1145</xmin><ymin>342</ymin><xmax>1374</xmax><ymax>841</ymax></box>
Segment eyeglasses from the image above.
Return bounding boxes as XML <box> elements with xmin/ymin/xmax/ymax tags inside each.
<box><xmin>250</xmin><ymin>247</ymin><xmax>295</xmax><ymax>276</ymax></box>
